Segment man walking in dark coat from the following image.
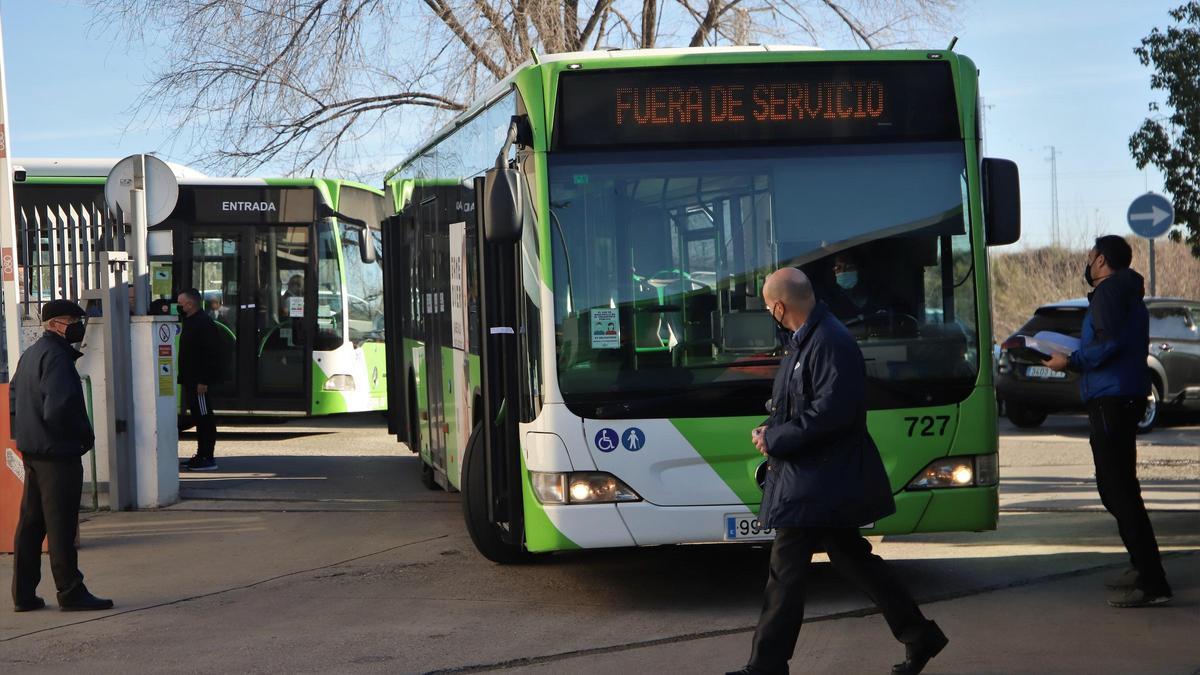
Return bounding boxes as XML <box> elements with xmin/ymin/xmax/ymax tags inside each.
<box><xmin>11</xmin><ymin>299</ymin><xmax>113</xmax><ymax>612</ymax></box>
<box><xmin>177</xmin><ymin>288</ymin><xmax>220</xmax><ymax>471</ymax></box>
<box><xmin>1043</xmin><ymin>235</ymin><xmax>1171</xmax><ymax>607</ymax></box>
<box><xmin>729</xmin><ymin>268</ymin><xmax>945</xmax><ymax>675</ymax></box>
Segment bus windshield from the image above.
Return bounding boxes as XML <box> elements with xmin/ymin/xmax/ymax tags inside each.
<box><xmin>548</xmin><ymin>141</ymin><xmax>979</xmax><ymax>418</ymax></box>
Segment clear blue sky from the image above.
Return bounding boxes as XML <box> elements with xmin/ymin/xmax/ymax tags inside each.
<box><xmin>0</xmin><ymin>0</ymin><xmax>1182</xmax><ymax>249</ymax></box>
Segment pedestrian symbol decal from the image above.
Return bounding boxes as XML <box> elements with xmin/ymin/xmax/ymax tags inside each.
<box><xmin>622</xmin><ymin>428</ymin><xmax>645</xmax><ymax>452</ymax></box>
<box><xmin>594</xmin><ymin>428</ymin><xmax>619</xmax><ymax>453</ymax></box>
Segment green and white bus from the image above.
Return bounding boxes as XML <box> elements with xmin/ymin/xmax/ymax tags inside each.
<box><xmin>383</xmin><ymin>47</ymin><xmax>1021</xmax><ymax>562</ymax></box>
<box><xmin>13</xmin><ymin>159</ymin><xmax>388</xmax><ymax>416</ymax></box>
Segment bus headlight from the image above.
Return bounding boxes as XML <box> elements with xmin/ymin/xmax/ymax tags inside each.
<box><xmin>323</xmin><ymin>374</ymin><xmax>356</xmax><ymax>391</ymax></box>
<box><xmin>907</xmin><ymin>454</ymin><xmax>999</xmax><ymax>490</ymax></box>
<box><xmin>530</xmin><ymin>471</ymin><xmax>641</xmax><ymax>504</ymax></box>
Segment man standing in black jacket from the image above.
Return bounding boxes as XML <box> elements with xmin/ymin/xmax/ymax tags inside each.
<box><xmin>1043</xmin><ymin>235</ymin><xmax>1170</xmax><ymax>607</ymax></box>
<box><xmin>177</xmin><ymin>288</ymin><xmax>220</xmax><ymax>471</ymax></box>
<box><xmin>729</xmin><ymin>268</ymin><xmax>945</xmax><ymax>675</ymax></box>
<box><xmin>11</xmin><ymin>299</ymin><xmax>113</xmax><ymax>612</ymax></box>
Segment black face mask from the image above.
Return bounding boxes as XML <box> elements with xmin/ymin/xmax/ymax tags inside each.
<box><xmin>64</xmin><ymin>321</ymin><xmax>86</xmax><ymax>344</ymax></box>
<box><xmin>771</xmin><ymin>304</ymin><xmax>790</xmax><ymax>344</ymax></box>
<box><xmin>1083</xmin><ymin>259</ymin><xmax>1094</xmax><ymax>287</ymax></box>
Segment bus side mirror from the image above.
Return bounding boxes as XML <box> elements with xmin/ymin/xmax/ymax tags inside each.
<box><xmin>982</xmin><ymin>158</ymin><xmax>1020</xmax><ymax>246</ymax></box>
<box><xmin>359</xmin><ymin>230</ymin><xmax>377</xmax><ymax>264</ymax></box>
<box><xmin>483</xmin><ymin>167</ymin><xmax>523</xmax><ymax>244</ymax></box>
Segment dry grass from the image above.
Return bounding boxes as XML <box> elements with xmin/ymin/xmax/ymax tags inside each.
<box><xmin>989</xmin><ymin>237</ymin><xmax>1200</xmax><ymax>340</ymax></box>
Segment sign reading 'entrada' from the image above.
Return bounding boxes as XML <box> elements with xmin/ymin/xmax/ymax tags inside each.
<box><xmin>180</xmin><ymin>187</ymin><xmax>316</xmax><ymax>224</ymax></box>
<box><xmin>222</xmin><ymin>200</ymin><xmax>279</xmax><ymax>212</ymax></box>
<box><xmin>554</xmin><ymin>61</ymin><xmax>960</xmax><ymax>149</ymax></box>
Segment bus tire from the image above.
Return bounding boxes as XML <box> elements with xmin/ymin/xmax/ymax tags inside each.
<box><xmin>1007</xmin><ymin>402</ymin><xmax>1047</xmax><ymax>429</ymax></box>
<box><xmin>407</xmin><ymin>372</ymin><xmax>420</xmax><ymax>453</ymax></box>
<box><xmin>462</xmin><ymin>424</ymin><xmax>534</xmax><ymax>564</ymax></box>
<box><xmin>420</xmin><ymin>460</ymin><xmax>441</xmax><ymax>491</ymax></box>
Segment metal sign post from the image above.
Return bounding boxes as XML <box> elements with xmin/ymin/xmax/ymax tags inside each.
<box><xmin>1126</xmin><ymin>192</ymin><xmax>1175</xmax><ymax>298</ymax></box>
<box><xmin>99</xmin><ymin>251</ymin><xmax>136</xmax><ymax>511</ymax></box>
<box><xmin>130</xmin><ymin>157</ymin><xmax>149</xmax><ymax>315</ymax></box>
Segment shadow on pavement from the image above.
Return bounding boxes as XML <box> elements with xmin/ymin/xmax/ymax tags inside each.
<box><xmin>178</xmin><ymin>454</ymin><xmax>451</xmax><ymax>504</ymax></box>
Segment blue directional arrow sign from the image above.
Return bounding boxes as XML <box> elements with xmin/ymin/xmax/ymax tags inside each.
<box><xmin>1127</xmin><ymin>193</ymin><xmax>1174</xmax><ymax>239</ymax></box>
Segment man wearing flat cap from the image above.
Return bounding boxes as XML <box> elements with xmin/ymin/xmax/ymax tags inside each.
<box><xmin>10</xmin><ymin>299</ymin><xmax>112</xmax><ymax>612</ymax></box>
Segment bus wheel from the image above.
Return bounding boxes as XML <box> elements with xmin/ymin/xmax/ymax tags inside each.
<box><xmin>420</xmin><ymin>460</ymin><xmax>441</xmax><ymax>491</ymax></box>
<box><xmin>462</xmin><ymin>424</ymin><xmax>534</xmax><ymax>564</ymax></box>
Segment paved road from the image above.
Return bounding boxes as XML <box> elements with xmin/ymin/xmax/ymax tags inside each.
<box><xmin>0</xmin><ymin>413</ymin><xmax>1195</xmax><ymax>673</ymax></box>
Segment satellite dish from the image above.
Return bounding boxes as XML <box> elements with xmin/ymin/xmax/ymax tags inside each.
<box><xmin>105</xmin><ymin>154</ymin><xmax>180</xmax><ymax>226</ymax></box>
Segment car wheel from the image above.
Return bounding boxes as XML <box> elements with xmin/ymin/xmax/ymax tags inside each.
<box><xmin>1136</xmin><ymin>378</ymin><xmax>1162</xmax><ymax>434</ymax></box>
<box><xmin>1007</xmin><ymin>402</ymin><xmax>1048</xmax><ymax>429</ymax></box>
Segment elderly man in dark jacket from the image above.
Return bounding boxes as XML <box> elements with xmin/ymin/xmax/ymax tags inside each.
<box><xmin>11</xmin><ymin>299</ymin><xmax>112</xmax><ymax>612</ymax></box>
<box><xmin>729</xmin><ymin>268</ymin><xmax>945</xmax><ymax>675</ymax></box>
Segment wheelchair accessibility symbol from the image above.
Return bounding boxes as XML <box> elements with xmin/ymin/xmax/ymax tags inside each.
<box><xmin>594</xmin><ymin>428</ymin><xmax>619</xmax><ymax>453</ymax></box>
<box><xmin>622</xmin><ymin>428</ymin><xmax>645</xmax><ymax>452</ymax></box>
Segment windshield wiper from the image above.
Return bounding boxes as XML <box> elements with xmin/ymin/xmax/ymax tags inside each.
<box><xmin>549</xmin><ymin>206</ymin><xmax>578</xmax><ymax>316</ymax></box>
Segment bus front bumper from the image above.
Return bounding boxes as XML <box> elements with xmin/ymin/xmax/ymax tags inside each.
<box><xmin>526</xmin><ymin>486</ymin><xmax>998</xmax><ymax>553</ymax></box>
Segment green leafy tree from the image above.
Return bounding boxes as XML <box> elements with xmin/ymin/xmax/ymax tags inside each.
<box><xmin>1129</xmin><ymin>2</ymin><xmax>1200</xmax><ymax>257</ymax></box>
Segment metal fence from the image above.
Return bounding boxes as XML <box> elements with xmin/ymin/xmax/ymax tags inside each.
<box><xmin>15</xmin><ymin>202</ymin><xmax>126</xmax><ymax>321</ymax></box>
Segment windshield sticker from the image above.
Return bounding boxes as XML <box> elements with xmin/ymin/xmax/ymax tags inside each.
<box><xmin>449</xmin><ymin>222</ymin><xmax>467</xmax><ymax>350</ymax></box>
<box><xmin>591</xmin><ymin>308</ymin><xmax>619</xmax><ymax>349</ymax></box>
<box><xmin>288</xmin><ymin>296</ymin><xmax>304</xmax><ymax>318</ymax></box>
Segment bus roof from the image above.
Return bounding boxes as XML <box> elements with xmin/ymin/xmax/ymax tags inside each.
<box><xmin>14</xmin><ymin>157</ymin><xmax>209</xmax><ymax>180</ymax></box>
<box><xmin>13</xmin><ymin>157</ymin><xmax>381</xmax><ymax>195</ymax></box>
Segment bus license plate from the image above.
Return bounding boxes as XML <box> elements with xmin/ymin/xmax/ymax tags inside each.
<box><xmin>725</xmin><ymin>514</ymin><xmax>775</xmax><ymax>541</ymax></box>
<box><xmin>1026</xmin><ymin>366</ymin><xmax>1066</xmax><ymax>380</ymax></box>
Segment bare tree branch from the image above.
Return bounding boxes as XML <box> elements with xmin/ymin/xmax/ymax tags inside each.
<box><xmin>579</xmin><ymin>0</ymin><xmax>615</xmax><ymax>49</ymax></box>
<box><xmin>821</xmin><ymin>0</ymin><xmax>877</xmax><ymax>48</ymax></box>
<box><xmin>423</xmin><ymin>0</ymin><xmax>509</xmax><ymax>78</ymax></box>
<box><xmin>86</xmin><ymin>0</ymin><xmax>961</xmax><ymax>176</ymax></box>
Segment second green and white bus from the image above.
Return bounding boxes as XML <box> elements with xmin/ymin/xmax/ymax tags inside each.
<box><xmin>384</xmin><ymin>46</ymin><xmax>1021</xmax><ymax>562</ymax></box>
<box><xmin>13</xmin><ymin>159</ymin><xmax>388</xmax><ymax>416</ymax></box>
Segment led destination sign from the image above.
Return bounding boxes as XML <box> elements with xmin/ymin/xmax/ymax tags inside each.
<box><xmin>554</xmin><ymin>62</ymin><xmax>959</xmax><ymax>149</ymax></box>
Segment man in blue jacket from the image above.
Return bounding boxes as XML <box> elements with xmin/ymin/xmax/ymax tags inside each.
<box><xmin>11</xmin><ymin>299</ymin><xmax>112</xmax><ymax>612</ymax></box>
<box><xmin>1043</xmin><ymin>235</ymin><xmax>1170</xmax><ymax>607</ymax></box>
<box><xmin>729</xmin><ymin>268</ymin><xmax>946</xmax><ymax>675</ymax></box>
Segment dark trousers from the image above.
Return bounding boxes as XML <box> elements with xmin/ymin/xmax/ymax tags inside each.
<box><xmin>183</xmin><ymin>386</ymin><xmax>217</xmax><ymax>459</ymax></box>
<box><xmin>1086</xmin><ymin>396</ymin><xmax>1169</xmax><ymax>594</ymax></box>
<box><xmin>12</xmin><ymin>457</ymin><xmax>85</xmax><ymax>604</ymax></box>
<box><xmin>749</xmin><ymin>527</ymin><xmax>930</xmax><ymax>673</ymax></box>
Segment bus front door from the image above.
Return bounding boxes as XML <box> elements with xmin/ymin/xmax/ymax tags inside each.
<box><xmin>184</xmin><ymin>226</ymin><xmax>314</xmax><ymax>413</ymax></box>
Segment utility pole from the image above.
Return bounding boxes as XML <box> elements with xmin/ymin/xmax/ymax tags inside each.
<box><xmin>1045</xmin><ymin>145</ymin><xmax>1061</xmax><ymax>245</ymax></box>
<box><xmin>0</xmin><ymin>14</ymin><xmax>23</xmax><ymax>372</ymax></box>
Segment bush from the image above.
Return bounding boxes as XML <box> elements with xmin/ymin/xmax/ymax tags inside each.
<box><xmin>989</xmin><ymin>236</ymin><xmax>1199</xmax><ymax>340</ymax></box>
